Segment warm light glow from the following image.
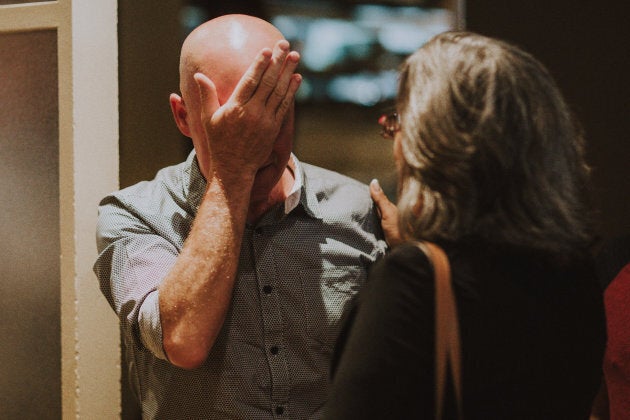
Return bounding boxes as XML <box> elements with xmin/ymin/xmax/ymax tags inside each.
<box><xmin>228</xmin><ymin>21</ymin><xmax>248</xmax><ymax>50</ymax></box>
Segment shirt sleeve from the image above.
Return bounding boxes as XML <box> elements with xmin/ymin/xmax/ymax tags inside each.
<box><xmin>93</xmin><ymin>195</ymin><xmax>179</xmax><ymax>360</ymax></box>
<box><xmin>324</xmin><ymin>244</ymin><xmax>436</xmax><ymax>419</ymax></box>
<box><xmin>138</xmin><ymin>290</ymin><xmax>168</xmax><ymax>360</ymax></box>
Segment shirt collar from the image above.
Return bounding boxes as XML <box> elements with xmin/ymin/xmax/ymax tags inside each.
<box><xmin>183</xmin><ymin>150</ymin><xmax>321</xmax><ymax>220</ymax></box>
<box><xmin>291</xmin><ymin>154</ymin><xmax>322</xmax><ymax>220</ymax></box>
<box><xmin>284</xmin><ymin>155</ymin><xmax>302</xmax><ymax>214</ymax></box>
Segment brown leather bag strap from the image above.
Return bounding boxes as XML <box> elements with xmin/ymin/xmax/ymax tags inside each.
<box><xmin>416</xmin><ymin>241</ymin><xmax>463</xmax><ymax>419</ymax></box>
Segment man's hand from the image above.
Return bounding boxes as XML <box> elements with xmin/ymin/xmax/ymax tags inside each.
<box><xmin>370</xmin><ymin>179</ymin><xmax>403</xmax><ymax>247</ymax></box>
<box><xmin>194</xmin><ymin>40</ymin><xmax>301</xmax><ymax>183</ymax></box>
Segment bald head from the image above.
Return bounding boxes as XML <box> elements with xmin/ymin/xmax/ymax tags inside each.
<box><xmin>179</xmin><ymin>14</ymin><xmax>285</xmax><ymax>105</ymax></box>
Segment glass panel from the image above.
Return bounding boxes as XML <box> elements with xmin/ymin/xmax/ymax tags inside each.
<box><xmin>0</xmin><ymin>29</ymin><xmax>60</xmax><ymax>418</ymax></box>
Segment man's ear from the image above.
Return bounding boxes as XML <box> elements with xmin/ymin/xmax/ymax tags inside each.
<box><xmin>169</xmin><ymin>93</ymin><xmax>191</xmax><ymax>137</ymax></box>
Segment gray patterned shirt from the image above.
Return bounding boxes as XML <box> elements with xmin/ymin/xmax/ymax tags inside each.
<box><xmin>94</xmin><ymin>151</ymin><xmax>387</xmax><ymax>419</ymax></box>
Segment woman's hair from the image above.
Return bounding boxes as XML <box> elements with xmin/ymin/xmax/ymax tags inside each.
<box><xmin>396</xmin><ymin>31</ymin><xmax>593</xmax><ymax>254</ymax></box>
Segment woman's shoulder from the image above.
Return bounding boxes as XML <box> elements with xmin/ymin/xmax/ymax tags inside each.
<box><xmin>374</xmin><ymin>241</ymin><xmax>431</xmax><ymax>271</ymax></box>
<box><xmin>366</xmin><ymin>242</ymin><xmax>435</xmax><ymax>293</ymax></box>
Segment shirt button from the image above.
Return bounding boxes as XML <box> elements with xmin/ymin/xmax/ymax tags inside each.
<box><xmin>270</xmin><ymin>345</ymin><xmax>279</xmax><ymax>355</ymax></box>
<box><xmin>262</xmin><ymin>285</ymin><xmax>273</xmax><ymax>294</ymax></box>
<box><xmin>275</xmin><ymin>406</ymin><xmax>284</xmax><ymax>415</ymax></box>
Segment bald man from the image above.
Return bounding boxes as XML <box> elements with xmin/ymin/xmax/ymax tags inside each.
<box><xmin>94</xmin><ymin>14</ymin><xmax>386</xmax><ymax>419</ymax></box>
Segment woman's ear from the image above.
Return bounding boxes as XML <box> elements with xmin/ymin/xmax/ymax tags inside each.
<box><xmin>169</xmin><ymin>93</ymin><xmax>191</xmax><ymax>137</ymax></box>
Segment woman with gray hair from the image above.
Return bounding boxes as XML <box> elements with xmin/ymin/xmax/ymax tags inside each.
<box><xmin>324</xmin><ymin>32</ymin><xmax>606</xmax><ymax>419</ymax></box>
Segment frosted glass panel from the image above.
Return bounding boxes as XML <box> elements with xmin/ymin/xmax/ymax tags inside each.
<box><xmin>0</xmin><ymin>30</ymin><xmax>60</xmax><ymax>418</ymax></box>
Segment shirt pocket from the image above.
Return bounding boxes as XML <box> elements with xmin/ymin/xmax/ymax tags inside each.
<box><xmin>299</xmin><ymin>266</ymin><xmax>367</xmax><ymax>351</ymax></box>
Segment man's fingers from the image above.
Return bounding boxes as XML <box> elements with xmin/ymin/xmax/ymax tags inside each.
<box><xmin>231</xmin><ymin>40</ymin><xmax>290</xmax><ymax>105</ymax></box>
<box><xmin>267</xmin><ymin>51</ymin><xmax>300</xmax><ymax>114</ymax></box>
<box><xmin>275</xmin><ymin>73</ymin><xmax>302</xmax><ymax>121</ymax></box>
<box><xmin>194</xmin><ymin>72</ymin><xmax>219</xmax><ymax>122</ymax></box>
<box><xmin>231</xmin><ymin>47</ymin><xmax>273</xmax><ymax>104</ymax></box>
<box><xmin>253</xmin><ymin>40</ymin><xmax>290</xmax><ymax>100</ymax></box>
<box><xmin>228</xmin><ymin>39</ymin><xmax>300</xmax><ymax>116</ymax></box>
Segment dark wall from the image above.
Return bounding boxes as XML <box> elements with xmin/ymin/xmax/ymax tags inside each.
<box><xmin>466</xmin><ymin>1</ymin><xmax>630</xmax><ymax>240</ymax></box>
<box><xmin>119</xmin><ymin>0</ymin><xmax>190</xmax><ymax>189</ymax></box>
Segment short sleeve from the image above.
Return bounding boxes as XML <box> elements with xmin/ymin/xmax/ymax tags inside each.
<box><xmin>94</xmin><ymin>195</ymin><xmax>179</xmax><ymax>356</ymax></box>
<box><xmin>138</xmin><ymin>290</ymin><xmax>168</xmax><ymax>360</ymax></box>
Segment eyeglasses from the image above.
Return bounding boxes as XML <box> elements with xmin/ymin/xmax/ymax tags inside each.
<box><xmin>378</xmin><ymin>112</ymin><xmax>400</xmax><ymax>139</ymax></box>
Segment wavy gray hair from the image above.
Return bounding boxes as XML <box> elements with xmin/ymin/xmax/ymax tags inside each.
<box><xmin>396</xmin><ymin>31</ymin><xmax>593</xmax><ymax>254</ymax></box>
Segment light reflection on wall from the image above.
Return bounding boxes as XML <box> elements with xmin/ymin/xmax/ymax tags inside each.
<box><xmin>272</xmin><ymin>4</ymin><xmax>452</xmax><ymax>106</ymax></box>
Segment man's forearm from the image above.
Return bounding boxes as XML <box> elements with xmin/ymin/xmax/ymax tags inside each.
<box><xmin>158</xmin><ymin>175</ymin><xmax>253</xmax><ymax>369</ymax></box>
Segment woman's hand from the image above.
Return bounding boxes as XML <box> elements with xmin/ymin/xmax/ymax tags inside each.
<box><xmin>370</xmin><ymin>179</ymin><xmax>403</xmax><ymax>248</ymax></box>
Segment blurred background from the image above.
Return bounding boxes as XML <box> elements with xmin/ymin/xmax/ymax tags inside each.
<box><xmin>120</xmin><ymin>0</ymin><xmax>629</xmax><ymax>240</ymax></box>
<box><xmin>120</xmin><ymin>0</ymin><xmax>462</xmax><ymax>203</ymax></box>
